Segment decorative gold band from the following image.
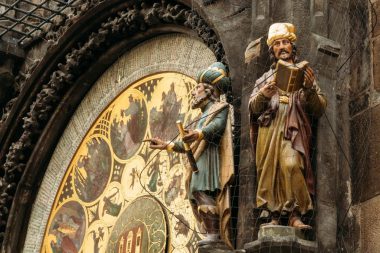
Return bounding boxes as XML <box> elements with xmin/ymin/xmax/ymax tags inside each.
<box><xmin>208</xmin><ymin>67</ymin><xmax>227</xmax><ymax>77</ymax></box>
<box><xmin>194</xmin><ymin>129</ymin><xmax>204</xmax><ymax>141</ymax></box>
<box><xmin>279</xmin><ymin>96</ymin><xmax>289</xmax><ymax>104</ymax></box>
<box><xmin>166</xmin><ymin>141</ymin><xmax>175</xmax><ymax>152</ymax></box>
<box><xmin>211</xmin><ymin>74</ymin><xmax>225</xmax><ymax>85</ymax></box>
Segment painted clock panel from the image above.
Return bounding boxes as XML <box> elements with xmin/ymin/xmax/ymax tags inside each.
<box><xmin>41</xmin><ymin>72</ymin><xmax>203</xmax><ymax>253</ymax></box>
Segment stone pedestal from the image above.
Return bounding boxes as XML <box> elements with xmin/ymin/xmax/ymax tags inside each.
<box><xmin>198</xmin><ymin>240</ymin><xmax>234</xmax><ymax>253</ymax></box>
<box><xmin>244</xmin><ymin>225</ymin><xmax>317</xmax><ymax>253</ymax></box>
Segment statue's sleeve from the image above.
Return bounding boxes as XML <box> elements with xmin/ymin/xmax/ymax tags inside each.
<box><xmin>172</xmin><ymin>141</ymin><xmax>186</xmax><ymax>153</ymax></box>
<box><xmin>303</xmin><ymin>80</ymin><xmax>327</xmax><ymax>118</ymax></box>
<box><xmin>248</xmin><ymin>79</ymin><xmax>271</xmax><ymax>119</ymax></box>
<box><xmin>201</xmin><ymin>107</ymin><xmax>228</xmax><ymax>143</ymax></box>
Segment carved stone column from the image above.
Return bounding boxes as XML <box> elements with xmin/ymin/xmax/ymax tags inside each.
<box><xmin>0</xmin><ymin>39</ymin><xmax>25</xmax><ymax>119</ymax></box>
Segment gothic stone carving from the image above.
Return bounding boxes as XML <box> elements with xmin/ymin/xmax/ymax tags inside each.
<box><xmin>0</xmin><ymin>0</ymin><xmax>226</xmax><ymax>246</ymax></box>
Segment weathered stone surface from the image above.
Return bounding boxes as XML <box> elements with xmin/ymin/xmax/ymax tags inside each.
<box><xmin>350</xmin><ymin>110</ymin><xmax>370</xmax><ymax>203</ymax></box>
<box><xmin>373</xmin><ymin>36</ymin><xmax>380</xmax><ymax>91</ymax></box>
<box><xmin>198</xmin><ymin>240</ymin><xmax>232</xmax><ymax>253</ymax></box>
<box><xmin>0</xmin><ymin>41</ymin><xmax>25</xmax><ymax>59</ymax></box>
<box><xmin>244</xmin><ymin>225</ymin><xmax>317</xmax><ymax>253</ymax></box>
<box><xmin>368</xmin><ymin>104</ymin><xmax>380</xmax><ymax>195</ymax></box>
<box><xmin>359</xmin><ymin>195</ymin><xmax>380</xmax><ymax>253</ymax></box>
<box><xmin>250</xmin><ymin>0</ymin><xmax>271</xmax><ymax>38</ymax></box>
<box><xmin>315</xmin><ymin>203</ymin><xmax>337</xmax><ymax>253</ymax></box>
<box><xmin>351</xmin><ymin>104</ymin><xmax>380</xmax><ymax>203</ymax></box>
<box><xmin>0</xmin><ymin>66</ymin><xmax>15</xmax><ymax>113</ymax></box>
<box><xmin>257</xmin><ymin>225</ymin><xmax>305</xmax><ymax>239</ymax></box>
<box><xmin>349</xmin><ymin>91</ymin><xmax>370</xmax><ymax>117</ymax></box>
<box><xmin>372</xmin><ymin>0</ymin><xmax>380</xmax><ymax>37</ymax></box>
<box><xmin>236</xmin><ymin>166</ymin><xmax>257</xmax><ymax>247</ymax></box>
<box><xmin>310</xmin><ymin>0</ymin><xmax>328</xmax><ymax>37</ymax></box>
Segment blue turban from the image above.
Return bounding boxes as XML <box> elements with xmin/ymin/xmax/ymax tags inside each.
<box><xmin>197</xmin><ymin>62</ymin><xmax>230</xmax><ymax>93</ymax></box>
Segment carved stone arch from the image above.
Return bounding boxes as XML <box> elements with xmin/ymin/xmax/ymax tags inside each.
<box><xmin>0</xmin><ymin>1</ymin><xmax>226</xmax><ymax>251</ymax></box>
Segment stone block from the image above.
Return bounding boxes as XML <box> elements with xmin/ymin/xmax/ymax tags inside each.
<box><xmin>349</xmin><ymin>92</ymin><xmax>369</xmax><ymax>117</ymax></box>
<box><xmin>360</xmin><ymin>195</ymin><xmax>380</xmax><ymax>253</ymax></box>
<box><xmin>368</xmin><ymin>103</ymin><xmax>380</xmax><ymax>189</ymax></box>
<box><xmin>350</xmin><ymin>104</ymin><xmax>380</xmax><ymax>202</ymax></box>
<box><xmin>250</xmin><ymin>0</ymin><xmax>271</xmax><ymax>38</ymax></box>
<box><xmin>198</xmin><ymin>240</ymin><xmax>232</xmax><ymax>253</ymax></box>
<box><xmin>372</xmin><ymin>1</ymin><xmax>380</xmax><ymax>37</ymax></box>
<box><xmin>350</xmin><ymin>110</ymin><xmax>370</xmax><ymax>202</ymax></box>
<box><xmin>315</xmin><ymin>203</ymin><xmax>336</xmax><ymax>251</ymax></box>
<box><xmin>238</xmin><ymin>148</ymin><xmax>253</xmax><ymax>170</ymax></box>
<box><xmin>236</xmin><ymin>166</ymin><xmax>257</xmax><ymax>247</ymax></box>
<box><xmin>310</xmin><ymin>0</ymin><xmax>328</xmax><ymax>37</ymax></box>
<box><xmin>244</xmin><ymin>225</ymin><xmax>317</xmax><ymax>253</ymax></box>
<box><xmin>0</xmin><ymin>40</ymin><xmax>25</xmax><ymax>59</ymax></box>
<box><xmin>373</xmin><ymin>36</ymin><xmax>380</xmax><ymax>91</ymax></box>
<box><xmin>351</xmin><ymin>104</ymin><xmax>380</xmax><ymax>202</ymax></box>
<box><xmin>258</xmin><ymin>225</ymin><xmax>305</xmax><ymax>239</ymax></box>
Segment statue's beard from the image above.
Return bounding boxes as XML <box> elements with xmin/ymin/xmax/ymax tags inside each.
<box><xmin>276</xmin><ymin>49</ymin><xmax>293</xmax><ymax>61</ymax></box>
<box><xmin>191</xmin><ymin>94</ymin><xmax>209</xmax><ymax>109</ymax></box>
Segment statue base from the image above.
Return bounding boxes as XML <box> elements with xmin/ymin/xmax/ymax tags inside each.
<box><xmin>198</xmin><ymin>239</ymin><xmax>233</xmax><ymax>253</ymax></box>
<box><xmin>244</xmin><ymin>225</ymin><xmax>317</xmax><ymax>253</ymax></box>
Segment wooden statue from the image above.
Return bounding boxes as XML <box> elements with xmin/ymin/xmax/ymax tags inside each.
<box><xmin>147</xmin><ymin>62</ymin><xmax>234</xmax><ymax>248</ymax></box>
<box><xmin>249</xmin><ymin>23</ymin><xmax>327</xmax><ymax>229</ymax></box>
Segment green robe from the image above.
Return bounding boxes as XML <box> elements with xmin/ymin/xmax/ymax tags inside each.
<box><xmin>174</xmin><ymin>102</ymin><xmax>228</xmax><ymax>199</ymax></box>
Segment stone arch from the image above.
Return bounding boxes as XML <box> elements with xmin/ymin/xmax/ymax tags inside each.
<box><xmin>24</xmin><ymin>33</ymin><xmax>217</xmax><ymax>252</ymax></box>
<box><xmin>0</xmin><ymin>1</ymin><xmax>226</xmax><ymax>251</ymax></box>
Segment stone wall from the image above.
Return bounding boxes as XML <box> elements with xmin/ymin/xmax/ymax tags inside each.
<box><xmin>348</xmin><ymin>0</ymin><xmax>380</xmax><ymax>252</ymax></box>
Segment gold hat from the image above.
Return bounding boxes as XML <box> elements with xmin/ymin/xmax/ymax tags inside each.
<box><xmin>267</xmin><ymin>23</ymin><xmax>297</xmax><ymax>46</ymax></box>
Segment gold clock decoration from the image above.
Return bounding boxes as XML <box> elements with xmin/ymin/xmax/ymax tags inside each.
<box><xmin>42</xmin><ymin>72</ymin><xmax>203</xmax><ymax>253</ymax></box>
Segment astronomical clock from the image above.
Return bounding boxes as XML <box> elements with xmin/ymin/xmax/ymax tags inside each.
<box><xmin>41</xmin><ymin>72</ymin><xmax>205</xmax><ymax>253</ymax></box>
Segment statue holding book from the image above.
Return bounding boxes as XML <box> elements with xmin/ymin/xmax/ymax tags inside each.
<box><xmin>147</xmin><ymin>62</ymin><xmax>234</xmax><ymax>248</ymax></box>
<box><xmin>249</xmin><ymin>23</ymin><xmax>327</xmax><ymax>229</ymax></box>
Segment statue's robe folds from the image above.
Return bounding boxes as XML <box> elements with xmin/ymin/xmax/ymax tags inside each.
<box><xmin>249</xmin><ymin>68</ymin><xmax>327</xmax><ymax>215</ymax></box>
<box><xmin>173</xmin><ymin>101</ymin><xmax>234</xmax><ymax>248</ymax></box>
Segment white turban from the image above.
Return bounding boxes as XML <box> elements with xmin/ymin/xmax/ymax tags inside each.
<box><xmin>267</xmin><ymin>23</ymin><xmax>297</xmax><ymax>46</ymax></box>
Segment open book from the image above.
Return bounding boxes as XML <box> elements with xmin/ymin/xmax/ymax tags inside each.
<box><xmin>274</xmin><ymin>60</ymin><xmax>309</xmax><ymax>92</ymax></box>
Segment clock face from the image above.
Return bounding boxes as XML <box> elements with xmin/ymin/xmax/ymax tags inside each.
<box><xmin>41</xmin><ymin>72</ymin><xmax>203</xmax><ymax>253</ymax></box>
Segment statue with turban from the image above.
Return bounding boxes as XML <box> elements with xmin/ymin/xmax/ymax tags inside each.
<box><xmin>249</xmin><ymin>23</ymin><xmax>327</xmax><ymax>229</ymax></box>
<box><xmin>148</xmin><ymin>62</ymin><xmax>234</xmax><ymax>248</ymax></box>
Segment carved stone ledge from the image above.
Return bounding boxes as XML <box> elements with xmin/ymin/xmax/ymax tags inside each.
<box><xmin>198</xmin><ymin>240</ymin><xmax>246</xmax><ymax>253</ymax></box>
<box><xmin>244</xmin><ymin>225</ymin><xmax>317</xmax><ymax>253</ymax></box>
<box><xmin>198</xmin><ymin>240</ymin><xmax>231</xmax><ymax>253</ymax></box>
<box><xmin>0</xmin><ymin>40</ymin><xmax>25</xmax><ymax>60</ymax></box>
<box><xmin>202</xmin><ymin>0</ymin><xmax>217</xmax><ymax>6</ymax></box>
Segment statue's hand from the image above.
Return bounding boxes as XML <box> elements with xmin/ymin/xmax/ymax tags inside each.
<box><xmin>144</xmin><ymin>138</ymin><xmax>167</xmax><ymax>150</ymax></box>
<box><xmin>303</xmin><ymin>66</ymin><xmax>315</xmax><ymax>89</ymax></box>
<box><xmin>260</xmin><ymin>81</ymin><xmax>277</xmax><ymax>98</ymax></box>
<box><xmin>182</xmin><ymin>130</ymin><xmax>199</xmax><ymax>143</ymax></box>
<box><xmin>299</xmin><ymin>89</ymin><xmax>308</xmax><ymax>104</ymax></box>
